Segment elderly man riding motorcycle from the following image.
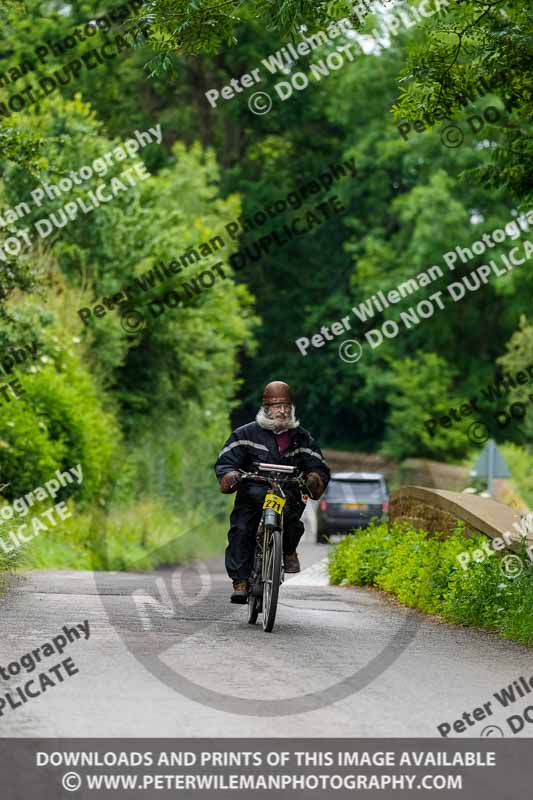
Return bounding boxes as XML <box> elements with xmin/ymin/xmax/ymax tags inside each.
<box><xmin>214</xmin><ymin>380</ymin><xmax>331</xmax><ymax>603</ymax></box>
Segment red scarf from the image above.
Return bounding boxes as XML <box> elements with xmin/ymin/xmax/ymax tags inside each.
<box><xmin>274</xmin><ymin>430</ymin><xmax>291</xmax><ymax>455</ymax></box>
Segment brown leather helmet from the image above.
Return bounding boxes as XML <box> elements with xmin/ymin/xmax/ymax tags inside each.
<box><xmin>262</xmin><ymin>380</ymin><xmax>293</xmax><ymax>406</ymax></box>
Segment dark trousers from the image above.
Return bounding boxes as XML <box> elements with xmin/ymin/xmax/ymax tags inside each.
<box><xmin>225</xmin><ymin>488</ymin><xmax>305</xmax><ymax>581</ymax></box>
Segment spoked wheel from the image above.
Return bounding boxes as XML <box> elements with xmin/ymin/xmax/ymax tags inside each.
<box><xmin>262</xmin><ymin>528</ymin><xmax>282</xmax><ymax>632</ymax></box>
<box><xmin>247</xmin><ymin>593</ymin><xmax>261</xmax><ymax>625</ymax></box>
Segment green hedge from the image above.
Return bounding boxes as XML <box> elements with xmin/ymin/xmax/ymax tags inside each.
<box><xmin>0</xmin><ymin>355</ymin><xmax>119</xmax><ymax>503</ymax></box>
<box><xmin>328</xmin><ymin>521</ymin><xmax>533</xmax><ymax>646</ymax></box>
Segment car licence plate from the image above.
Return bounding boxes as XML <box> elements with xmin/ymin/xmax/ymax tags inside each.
<box><xmin>342</xmin><ymin>502</ymin><xmax>368</xmax><ymax>510</ymax></box>
<box><xmin>263</xmin><ymin>493</ymin><xmax>286</xmax><ymax>514</ymax></box>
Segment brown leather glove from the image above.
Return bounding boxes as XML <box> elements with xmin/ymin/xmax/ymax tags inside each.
<box><xmin>305</xmin><ymin>472</ymin><xmax>324</xmax><ymax>501</ymax></box>
<box><xmin>219</xmin><ymin>471</ymin><xmax>241</xmax><ymax>494</ymax></box>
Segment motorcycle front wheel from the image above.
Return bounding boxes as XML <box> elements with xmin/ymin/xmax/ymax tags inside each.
<box><xmin>262</xmin><ymin>528</ymin><xmax>282</xmax><ymax>632</ymax></box>
<box><xmin>247</xmin><ymin>593</ymin><xmax>261</xmax><ymax>625</ymax></box>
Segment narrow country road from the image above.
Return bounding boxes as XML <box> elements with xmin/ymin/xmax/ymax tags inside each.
<box><xmin>0</xmin><ymin>542</ymin><xmax>531</xmax><ymax>738</ymax></box>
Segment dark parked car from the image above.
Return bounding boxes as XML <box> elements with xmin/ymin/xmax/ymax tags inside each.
<box><xmin>316</xmin><ymin>472</ymin><xmax>389</xmax><ymax>542</ymax></box>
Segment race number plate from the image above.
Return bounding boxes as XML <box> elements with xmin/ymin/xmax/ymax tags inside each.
<box><xmin>263</xmin><ymin>493</ymin><xmax>286</xmax><ymax>514</ymax></box>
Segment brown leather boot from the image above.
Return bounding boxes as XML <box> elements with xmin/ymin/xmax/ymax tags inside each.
<box><xmin>231</xmin><ymin>580</ymin><xmax>249</xmax><ymax>604</ymax></box>
<box><xmin>284</xmin><ymin>552</ymin><xmax>300</xmax><ymax>573</ymax></box>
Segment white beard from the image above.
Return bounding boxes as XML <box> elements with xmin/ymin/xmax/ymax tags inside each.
<box><xmin>256</xmin><ymin>404</ymin><xmax>300</xmax><ymax>432</ymax></box>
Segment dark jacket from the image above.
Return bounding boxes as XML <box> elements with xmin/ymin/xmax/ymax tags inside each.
<box><xmin>214</xmin><ymin>421</ymin><xmax>331</xmax><ymax>498</ymax></box>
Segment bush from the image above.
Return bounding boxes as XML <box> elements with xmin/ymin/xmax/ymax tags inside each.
<box><xmin>328</xmin><ymin>521</ymin><xmax>533</xmax><ymax>646</ymax></box>
<box><xmin>375</xmin><ymin>527</ymin><xmax>444</xmax><ymax>612</ymax></box>
<box><xmin>0</xmin><ymin>94</ymin><xmax>259</xmax><ymax>578</ymax></box>
<box><xmin>0</xmin><ymin>353</ymin><xmax>119</xmax><ymax>503</ymax></box>
<box><xmin>329</xmin><ymin>523</ymin><xmax>402</xmax><ymax>586</ymax></box>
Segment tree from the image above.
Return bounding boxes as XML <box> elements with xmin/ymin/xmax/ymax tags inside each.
<box><xmin>380</xmin><ymin>352</ymin><xmax>466</xmax><ymax>459</ymax></box>
<box><xmin>134</xmin><ymin>0</ymin><xmax>369</xmax><ymax>59</ymax></box>
<box><xmin>498</xmin><ymin>315</ymin><xmax>533</xmax><ymax>442</ymax></box>
<box><xmin>393</xmin><ymin>0</ymin><xmax>533</xmax><ymax>202</ymax></box>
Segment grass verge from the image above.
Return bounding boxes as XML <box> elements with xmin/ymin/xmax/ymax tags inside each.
<box><xmin>2</xmin><ymin>497</ymin><xmax>227</xmax><ymax>573</ymax></box>
<box><xmin>0</xmin><ymin>547</ymin><xmax>18</xmax><ymax>595</ymax></box>
<box><xmin>328</xmin><ymin>520</ymin><xmax>533</xmax><ymax>647</ymax></box>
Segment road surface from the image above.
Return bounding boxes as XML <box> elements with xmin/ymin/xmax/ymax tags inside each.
<box><xmin>0</xmin><ymin>541</ymin><xmax>531</xmax><ymax>738</ymax></box>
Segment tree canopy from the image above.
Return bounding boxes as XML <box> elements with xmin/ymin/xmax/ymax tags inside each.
<box><xmin>0</xmin><ymin>0</ymin><xmax>531</xmax><ymax>571</ymax></box>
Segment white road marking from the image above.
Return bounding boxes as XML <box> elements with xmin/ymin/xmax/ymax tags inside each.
<box><xmin>285</xmin><ymin>558</ymin><xmax>330</xmax><ymax>586</ymax></box>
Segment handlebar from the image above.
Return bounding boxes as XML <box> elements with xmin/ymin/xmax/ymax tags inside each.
<box><xmin>238</xmin><ymin>470</ymin><xmax>308</xmax><ymax>491</ymax></box>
